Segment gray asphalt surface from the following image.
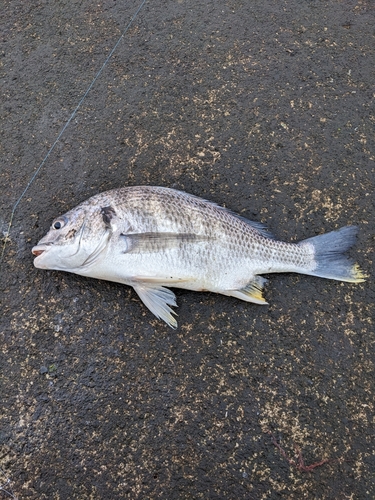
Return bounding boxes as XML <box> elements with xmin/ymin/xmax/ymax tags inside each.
<box><xmin>1</xmin><ymin>0</ymin><xmax>374</xmax><ymax>498</ymax></box>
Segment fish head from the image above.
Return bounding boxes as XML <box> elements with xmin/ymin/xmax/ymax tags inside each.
<box><xmin>32</xmin><ymin>203</ymin><xmax>109</xmax><ymax>271</ymax></box>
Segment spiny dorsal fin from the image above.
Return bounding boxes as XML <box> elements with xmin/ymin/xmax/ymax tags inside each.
<box><xmin>227</xmin><ymin>214</ymin><xmax>274</xmax><ymax>239</ymax></box>
<box><xmin>172</xmin><ymin>189</ymin><xmax>275</xmax><ymax>239</ymax></box>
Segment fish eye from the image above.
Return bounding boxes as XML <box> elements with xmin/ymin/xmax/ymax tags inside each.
<box><xmin>52</xmin><ymin>218</ymin><xmax>67</xmax><ymax>230</ymax></box>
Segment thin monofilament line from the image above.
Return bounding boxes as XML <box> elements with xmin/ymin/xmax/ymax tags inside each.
<box><xmin>0</xmin><ymin>0</ymin><xmax>147</xmax><ymax>267</ymax></box>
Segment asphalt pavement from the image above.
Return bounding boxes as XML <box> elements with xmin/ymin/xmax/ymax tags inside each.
<box><xmin>1</xmin><ymin>0</ymin><xmax>374</xmax><ymax>498</ymax></box>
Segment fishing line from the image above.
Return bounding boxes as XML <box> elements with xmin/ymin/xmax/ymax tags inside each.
<box><xmin>1</xmin><ymin>0</ymin><xmax>147</xmax><ymax>267</ymax></box>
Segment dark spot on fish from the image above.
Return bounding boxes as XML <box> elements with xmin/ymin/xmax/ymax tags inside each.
<box><xmin>101</xmin><ymin>206</ymin><xmax>116</xmax><ymax>227</ymax></box>
<box><xmin>66</xmin><ymin>228</ymin><xmax>77</xmax><ymax>239</ymax></box>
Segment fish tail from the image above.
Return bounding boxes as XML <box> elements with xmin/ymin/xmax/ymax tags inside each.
<box><xmin>298</xmin><ymin>226</ymin><xmax>367</xmax><ymax>283</ymax></box>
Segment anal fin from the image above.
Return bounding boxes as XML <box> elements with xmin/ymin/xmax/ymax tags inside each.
<box><xmin>224</xmin><ymin>276</ymin><xmax>268</xmax><ymax>305</ymax></box>
<box><xmin>132</xmin><ymin>283</ymin><xmax>178</xmax><ymax>329</ymax></box>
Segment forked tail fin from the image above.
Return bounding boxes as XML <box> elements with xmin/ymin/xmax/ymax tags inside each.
<box><xmin>298</xmin><ymin>226</ymin><xmax>367</xmax><ymax>283</ymax></box>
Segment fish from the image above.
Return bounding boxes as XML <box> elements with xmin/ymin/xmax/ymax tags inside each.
<box><xmin>32</xmin><ymin>186</ymin><xmax>366</xmax><ymax>328</ymax></box>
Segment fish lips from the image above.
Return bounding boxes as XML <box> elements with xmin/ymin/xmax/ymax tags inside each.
<box><xmin>32</xmin><ymin>244</ymin><xmax>52</xmax><ymax>268</ymax></box>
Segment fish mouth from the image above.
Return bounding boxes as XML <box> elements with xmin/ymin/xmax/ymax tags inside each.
<box><xmin>32</xmin><ymin>249</ymin><xmax>44</xmax><ymax>257</ymax></box>
<box><xmin>32</xmin><ymin>244</ymin><xmax>51</xmax><ymax>257</ymax></box>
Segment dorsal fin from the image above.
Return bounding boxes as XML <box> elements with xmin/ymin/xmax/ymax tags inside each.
<box><xmin>178</xmin><ymin>190</ymin><xmax>274</xmax><ymax>239</ymax></box>
<box><xmin>228</xmin><ymin>213</ymin><xmax>274</xmax><ymax>239</ymax></box>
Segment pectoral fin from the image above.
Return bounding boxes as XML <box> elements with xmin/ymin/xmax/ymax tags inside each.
<box><xmin>120</xmin><ymin>232</ymin><xmax>209</xmax><ymax>254</ymax></box>
<box><xmin>223</xmin><ymin>276</ymin><xmax>268</xmax><ymax>305</ymax></box>
<box><xmin>132</xmin><ymin>283</ymin><xmax>178</xmax><ymax>329</ymax></box>
<box><xmin>132</xmin><ymin>275</ymin><xmax>193</xmax><ymax>284</ymax></box>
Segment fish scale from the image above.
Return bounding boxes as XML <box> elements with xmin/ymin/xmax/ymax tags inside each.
<box><xmin>32</xmin><ymin>186</ymin><xmax>366</xmax><ymax>328</ymax></box>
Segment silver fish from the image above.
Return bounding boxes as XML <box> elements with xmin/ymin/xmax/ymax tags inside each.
<box><xmin>32</xmin><ymin>186</ymin><xmax>366</xmax><ymax>328</ymax></box>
